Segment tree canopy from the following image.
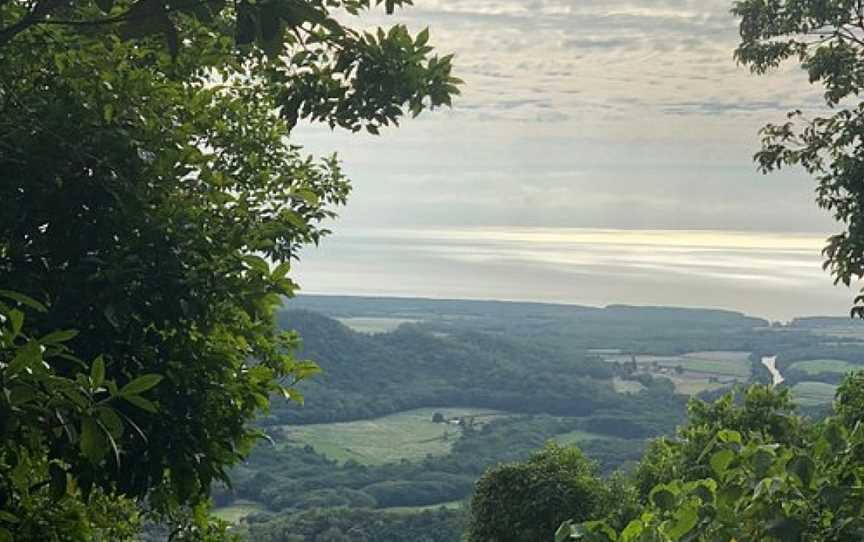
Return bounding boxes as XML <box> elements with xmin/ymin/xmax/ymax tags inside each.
<box><xmin>732</xmin><ymin>0</ymin><xmax>864</xmax><ymax>316</ymax></box>
<box><xmin>0</xmin><ymin>0</ymin><xmax>460</xmax><ymax>538</ymax></box>
<box><xmin>558</xmin><ymin>377</ymin><xmax>864</xmax><ymax>541</ymax></box>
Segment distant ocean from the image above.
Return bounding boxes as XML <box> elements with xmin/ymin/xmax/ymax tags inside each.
<box><xmin>292</xmin><ymin>227</ymin><xmax>854</xmax><ymax>321</ymax></box>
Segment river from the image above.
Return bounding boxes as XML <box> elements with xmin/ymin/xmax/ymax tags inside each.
<box><xmin>761</xmin><ymin>355</ymin><xmax>784</xmax><ymax>386</ymax></box>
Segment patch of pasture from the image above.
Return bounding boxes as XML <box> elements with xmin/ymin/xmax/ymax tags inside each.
<box><xmin>791</xmin><ymin>382</ymin><xmax>837</xmax><ymax>406</ymax></box>
<box><xmin>280</xmin><ymin>408</ymin><xmax>507</xmax><ymax>465</ymax></box>
<box><xmin>667</xmin><ymin>376</ymin><xmax>728</xmax><ymax>396</ymax></box>
<box><xmin>603</xmin><ymin>351</ymin><xmax>750</xmax><ymax>395</ymax></box>
<box><xmin>337</xmin><ymin>317</ymin><xmax>419</xmax><ymax>334</ymax></box>
<box><xmin>212</xmin><ymin>500</ymin><xmax>266</xmax><ymax>524</ymax></box>
<box><xmin>790</xmin><ymin>359</ymin><xmax>861</xmax><ymax>375</ymax></box>
<box><xmin>603</xmin><ymin>351</ymin><xmax>750</xmax><ymax>379</ymax></box>
<box><xmin>612</xmin><ymin>377</ymin><xmax>645</xmax><ymax>394</ymax></box>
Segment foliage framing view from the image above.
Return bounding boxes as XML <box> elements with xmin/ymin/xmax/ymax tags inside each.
<box><xmin>0</xmin><ymin>0</ymin><xmax>460</xmax><ymax>539</ymax></box>
<box><xmin>733</xmin><ymin>0</ymin><xmax>864</xmax><ymax>316</ymax></box>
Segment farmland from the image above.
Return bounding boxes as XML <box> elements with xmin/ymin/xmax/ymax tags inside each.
<box><xmin>603</xmin><ymin>350</ymin><xmax>751</xmax><ymax>395</ymax></box>
<box><xmin>278</xmin><ymin>408</ymin><xmax>507</xmax><ymax>465</ymax></box>
<box><xmin>336</xmin><ymin>317</ymin><xmax>419</xmax><ymax>333</ymax></box>
<box><xmin>791</xmin><ymin>382</ymin><xmax>838</xmax><ymax>406</ymax></box>
<box><xmin>213</xmin><ymin>500</ymin><xmax>266</xmax><ymax>523</ymax></box>
<box><xmin>789</xmin><ymin>359</ymin><xmax>861</xmax><ymax>375</ymax></box>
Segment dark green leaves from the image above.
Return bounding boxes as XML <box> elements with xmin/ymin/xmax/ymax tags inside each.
<box><xmin>80</xmin><ymin>417</ymin><xmax>108</xmax><ymax>463</ymax></box>
<box><xmin>733</xmin><ymin>0</ymin><xmax>864</xmax><ymax>315</ymax></box>
<box><xmin>90</xmin><ymin>356</ymin><xmax>105</xmax><ymax>388</ymax></box>
<box><xmin>119</xmin><ymin>374</ymin><xmax>163</xmax><ymax>396</ymax></box>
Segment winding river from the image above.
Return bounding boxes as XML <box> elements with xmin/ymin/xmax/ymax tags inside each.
<box><xmin>761</xmin><ymin>355</ymin><xmax>784</xmax><ymax>386</ymax></box>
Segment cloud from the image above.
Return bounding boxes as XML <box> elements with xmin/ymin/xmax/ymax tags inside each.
<box><xmin>294</xmin><ymin>0</ymin><xmax>834</xmax><ymax>235</ymax></box>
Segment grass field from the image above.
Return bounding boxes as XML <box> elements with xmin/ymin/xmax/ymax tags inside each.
<box><xmin>612</xmin><ymin>377</ymin><xmax>645</xmax><ymax>394</ymax></box>
<box><xmin>337</xmin><ymin>317</ymin><xmax>419</xmax><ymax>333</ymax></box>
<box><xmin>667</xmin><ymin>377</ymin><xmax>728</xmax><ymax>396</ymax></box>
<box><xmin>213</xmin><ymin>500</ymin><xmax>266</xmax><ymax>524</ymax></box>
<box><xmin>604</xmin><ymin>351</ymin><xmax>750</xmax><ymax>378</ymax></box>
<box><xmin>791</xmin><ymin>381</ymin><xmax>837</xmax><ymax>406</ymax></box>
<box><xmin>789</xmin><ymin>359</ymin><xmax>861</xmax><ymax>375</ymax></box>
<box><xmin>603</xmin><ymin>351</ymin><xmax>750</xmax><ymax>395</ymax></box>
<box><xmin>280</xmin><ymin>408</ymin><xmax>506</xmax><ymax>465</ymax></box>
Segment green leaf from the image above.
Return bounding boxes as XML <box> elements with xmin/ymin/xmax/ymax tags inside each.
<box><xmin>124</xmin><ymin>394</ymin><xmax>158</xmax><ymax>413</ymax></box>
<box><xmin>717</xmin><ymin>429</ymin><xmax>742</xmax><ymax>444</ymax></box>
<box><xmin>80</xmin><ymin>417</ymin><xmax>108</xmax><ymax>463</ymax></box>
<box><xmin>710</xmin><ymin>449</ymin><xmax>735</xmax><ymax>476</ymax></box>
<box><xmin>271</xmin><ymin>261</ymin><xmax>291</xmax><ymax>280</ymax></box>
<box><xmin>619</xmin><ymin>519</ymin><xmax>644</xmax><ymax>542</ymax></box>
<box><xmin>90</xmin><ymin>355</ymin><xmax>105</xmax><ymax>388</ymax></box>
<box><xmin>120</xmin><ymin>374</ymin><xmax>163</xmax><ymax>396</ymax></box>
<box><xmin>280</xmin><ymin>386</ymin><xmax>304</xmax><ymax>405</ymax></box>
<box><xmin>40</xmin><ymin>329</ymin><xmax>79</xmax><ymax>344</ymax></box>
<box><xmin>8</xmin><ymin>309</ymin><xmax>23</xmax><ymax>337</ymax></box>
<box><xmin>665</xmin><ymin>505</ymin><xmax>699</xmax><ymax>540</ymax></box>
<box><xmin>96</xmin><ymin>406</ymin><xmax>124</xmax><ymax>438</ymax></box>
<box><xmin>8</xmin><ymin>340</ymin><xmax>43</xmax><ymax>375</ymax></box>
<box><xmin>242</xmin><ymin>255</ymin><xmax>270</xmax><ymax>274</ymax></box>
<box><xmin>0</xmin><ymin>290</ymin><xmax>47</xmax><ymax>312</ymax></box>
<box><xmin>415</xmin><ymin>27</ymin><xmax>430</xmax><ymax>47</ymax></box>
<box><xmin>293</xmin><ymin>189</ymin><xmax>319</xmax><ymax>206</ymax></box>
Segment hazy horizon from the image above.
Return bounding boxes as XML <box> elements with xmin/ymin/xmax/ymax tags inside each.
<box><xmin>293</xmin><ymin>226</ymin><xmax>854</xmax><ymax>322</ymax></box>
<box><xmin>288</xmin><ymin>1</ymin><xmax>850</xmax><ymax>322</ymax></box>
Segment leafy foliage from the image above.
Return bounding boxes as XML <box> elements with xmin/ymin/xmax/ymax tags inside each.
<box><xmin>466</xmin><ymin>443</ymin><xmax>614</xmax><ymax>542</ymax></box>
<box><xmin>559</xmin><ymin>377</ymin><xmax>864</xmax><ymax>541</ymax></box>
<box><xmin>0</xmin><ymin>293</ymin><xmax>148</xmax><ymax>541</ymax></box>
<box><xmin>733</xmin><ymin>0</ymin><xmax>864</xmax><ymax>316</ymax></box>
<box><xmin>0</xmin><ymin>0</ymin><xmax>459</xmax><ymax>537</ymax></box>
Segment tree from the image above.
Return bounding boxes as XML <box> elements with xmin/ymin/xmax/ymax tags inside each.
<box><xmin>0</xmin><ymin>0</ymin><xmax>460</xmax><ymax>537</ymax></box>
<box><xmin>467</xmin><ymin>443</ymin><xmax>612</xmax><ymax>542</ymax></box>
<box><xmin>733</xmin><ymin>0</ymin><xmax>864</xmax><ymax>316</ymax></box>
<box><xmin>558</xmin><ymin>378</ymin><xmax>864</xmax><ymax>542</ymax></box>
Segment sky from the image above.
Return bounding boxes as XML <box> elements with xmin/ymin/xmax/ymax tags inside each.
<box><xmin>290</xmin><ymin>0</ymin><xmax>854</xmax><ymax>319</ymax></box>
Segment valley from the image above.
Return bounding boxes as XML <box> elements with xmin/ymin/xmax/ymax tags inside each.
<box><xmin>214</xmin><ymin>296</ymin><xmax>864</xmax><ymax>540</ymax></box>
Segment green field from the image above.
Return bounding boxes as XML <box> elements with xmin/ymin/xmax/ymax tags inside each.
<box><xmin>791</xmin><ymin>382</ymin><xmax>837</xmax><ymax>406</ymax></box>
<box><xmin>789</xmin><ymin>359</ymin><xmax>861</xmax><ymax>375</ymax></box>
<box><xmin>605</xmin><ymin>351</ymin><xmax>750</xmax><ymax>378</ymax></box>
<box><xmin>213</xmin><ymin>500</ymin><xmax>266</xmax><ymax>524</ymax></box>
<box><xmin>337</xmin><ymin>317</ymin><xmax>419</xmax><ymax>333</ymax></box>
<box><xmin>280</xmin><ymin>408</ymin><xmax>506</xmax><ymax>465</ymax></box>
<box><xmin>612</xmin><ymin>377</ymin><xmax>645</xmax><ymax>394</ymax></box>
<box><xmin>603</xmin><ymin>351</ymin><xmax>750</xmax><ymax>395</ymax></box>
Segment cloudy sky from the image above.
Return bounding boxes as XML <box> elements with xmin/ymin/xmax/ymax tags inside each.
<box><xmin>291</xmin><ymin>0</ymin><xmax>853</xmax><ymax>319</ymax></box>
<box><xmin>298</xmin><ymin>0</ymin><xmax>832</xmax><ymax>232</ymax></box>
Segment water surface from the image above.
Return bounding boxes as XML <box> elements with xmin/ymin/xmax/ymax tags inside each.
<box><xmin>294</xmin><ymin>228</ymin><xmax>854</xmax><ymax>321</ymax></box>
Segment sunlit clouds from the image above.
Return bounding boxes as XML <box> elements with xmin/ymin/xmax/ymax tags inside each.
<box><xmin>292</xmin><ymin>1</ymin><xmax>849</xmax><ymax>317</ymax></box>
